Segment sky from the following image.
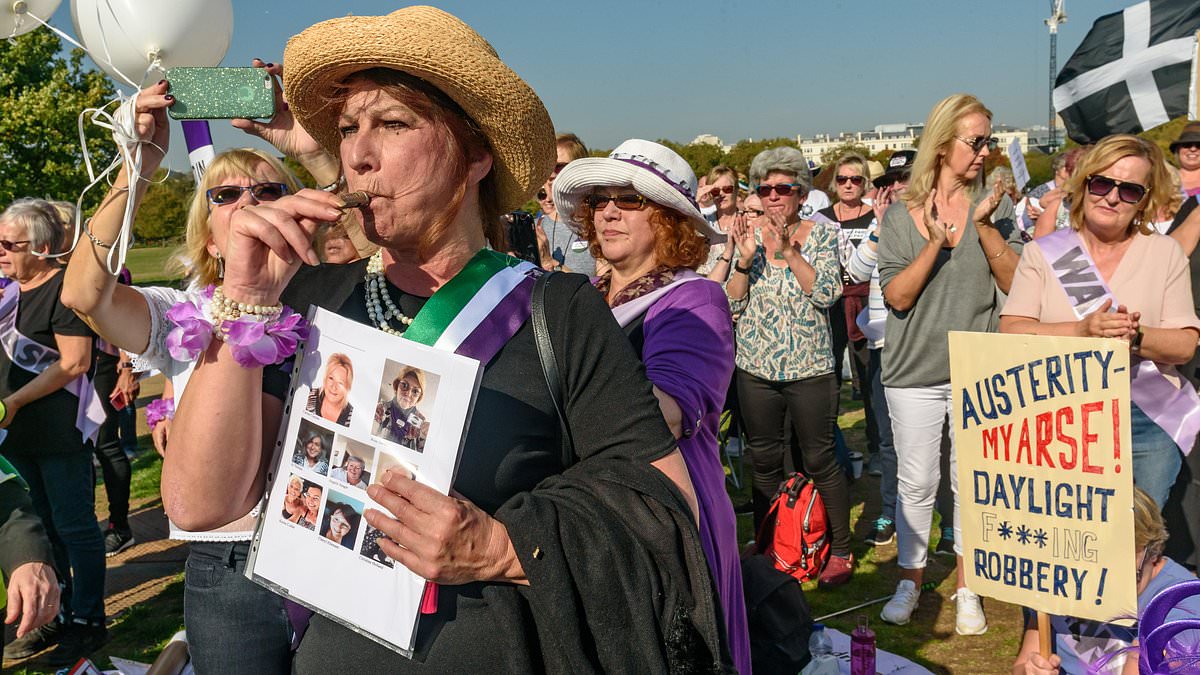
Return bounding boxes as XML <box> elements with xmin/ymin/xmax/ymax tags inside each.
<box><xmin>43</xmin><ymin>0</ymin><xmax>1139</xmax><ymax>171</ymax></box>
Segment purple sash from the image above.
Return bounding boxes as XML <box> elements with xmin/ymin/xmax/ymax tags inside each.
<box><xmin>0</xmin><ymin>279</ymin><xmax>105</xmax><ymax>443</ymax></box>
<box><xmin>1038</xmin><ymin>229</ymin><xmax>1200</xmax><ymax>453</ymax></box>
<box><xmin>610</xmin><ymin>270</ymin><xmax>705</xmax><ymax>328</ymax></box>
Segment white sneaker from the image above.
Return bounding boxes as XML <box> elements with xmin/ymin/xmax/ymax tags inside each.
<box><xmin>880</xmin><ymin>580</ymin><xmax>920</xmax><ymax>625</ymax></box>
<box><xmin>953</xmin><ymin>588</ymin><xmax>988</xmax><ymax>635</ymax></box>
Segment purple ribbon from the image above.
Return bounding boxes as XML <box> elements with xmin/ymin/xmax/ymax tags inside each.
<box><xmin>613</xmin><ymin>157</ymin><xmax>700</xmax><ymax>211</ymax></box>
<box><xmin>1038</xmin><ymin>229</ymin><xmax>1200</xmax><ymax>453</ymax></box>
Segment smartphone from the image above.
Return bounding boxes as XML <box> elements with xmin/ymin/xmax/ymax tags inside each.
<box><xmin>108</xmin><ymin>387</ymin><xmax>127</xmax><ymax>412</ymax></box>
<box><xmin>166</xmin><ymin>67</ymin><xmax>275</xmax><ymax>120</ymax></box>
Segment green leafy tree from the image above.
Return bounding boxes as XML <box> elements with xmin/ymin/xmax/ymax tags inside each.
<box><xmin>0</xmin><ymin>29</ymin><xmax>116</xmax><ymax>207</ymax></box>
<box><xmin>724</xmin><ymin>137</ymin><xmax>800</xmax><ymax>178</ymax></box>
<box><xmin>819</xmin><ymin>142</ymin><xmax>873</xmax><ymax>166</ymax></box>
<box><xmin>656</xmin><ymin>139</ymin><xmax>727</xmax><ymax>180</ymax></box>
<box><xmin>133</xmin><ymin>169</ymin><xmax>194</xmax><ymax>244</ymax></box>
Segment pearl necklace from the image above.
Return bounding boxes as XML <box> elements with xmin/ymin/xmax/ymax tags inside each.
<box><xmin>364</xmin><ymin>250</ymin><xmax>414</xmax><ymax>335</ymax></box>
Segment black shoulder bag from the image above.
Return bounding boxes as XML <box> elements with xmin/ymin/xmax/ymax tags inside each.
<box><xmin>531</xmin><ymin>272</ymin><xmax>575</xmax><ymax>467</ymax></box>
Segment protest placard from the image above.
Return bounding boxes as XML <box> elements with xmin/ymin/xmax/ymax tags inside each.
<box><xmin>950</xmin><ymin>331</ymin><xmax>1136</xmax><ymax>624</ymax></box>
<box><xmin>1008</xmin><ymin>136</ymin><xmax>1030</xmax><ymax>192</ymax></box>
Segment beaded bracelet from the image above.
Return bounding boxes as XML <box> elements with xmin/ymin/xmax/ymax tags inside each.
<box><xmin>165</xmin><ymin>286</ymin><xmax>309</xmax><ymax>368</ymax></box>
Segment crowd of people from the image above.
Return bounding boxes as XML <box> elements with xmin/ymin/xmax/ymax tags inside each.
<box><xmin>2</xmin><ymin>5</ymin><xmax>1200</xmax><ymax>674</ymax></box>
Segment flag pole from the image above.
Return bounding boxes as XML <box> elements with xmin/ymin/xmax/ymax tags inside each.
<box><xmin>1192</xmin><ymin>30</ymin><xmax>1199</xmax><ymax>119</ymax></box>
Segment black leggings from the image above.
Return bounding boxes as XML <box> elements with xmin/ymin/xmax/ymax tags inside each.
<box><xmin>92</xmin><ymin>352</ymin><xmax>131</xmax><ymax>531</ymax></box>
<box><xmin>736</xmin><ymin>369</ymin><xmax>851</xmax><ymax>556</ymax></box>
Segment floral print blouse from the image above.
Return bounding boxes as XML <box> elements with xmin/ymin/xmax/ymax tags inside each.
<box><xmin>727</xmin><ymin>218</ymin><xmax>843</xmax><ymax>381</ymax></box>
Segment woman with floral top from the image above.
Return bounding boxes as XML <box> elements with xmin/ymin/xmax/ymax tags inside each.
<box><xmin>726</xmin><ymin>146</ymin><xmax>853</xmax><ymax>588</ymax></box>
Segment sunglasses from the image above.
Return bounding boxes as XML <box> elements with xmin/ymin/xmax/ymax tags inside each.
<box><xmin>755</xmin><ymin>183</ymin><xmax>805</xmax><ymax>197</ymax></box>
<box><xmin>711</xmin><ymin>185</ymin><xmax>735</xmax><ymax>194</ymax></box>
<box><xmin>955</xmin><ymin>135</ymin><xmax>1000</xmax><ymax>153</ymax></box>
<box><xmin>1085</xmin><ymin>174</ymin><xmax>1147</xmax><ymax>204</ymax></box>
<box><xmin>0</xmin><ymin>240</ymin><xmax>31</xmax><ymax>252</ymax></box>
<box><xmin>584</xmin><ymin>193</ymin><xmax>648</xmax><ymax>210</ymax></box>
<box><xmin>553</xmin><ymin>162</ymin><xmax>568</xmax><ymax>173</ymax></box>
<box><xmin>739</xmin><ymin>209</ymin><xmax>765</xmax><ymax>218</ymax></box>
<box><xmin>834</xmin><ymin>175</ymin><xmax>866</xmax><ymax>186</ymax></box>
<box><xmin>397</xmin><ymin>380</ymin><xmax>422</xmax><ymax>397</ymax></box>
<box><xmin>1176</xmin><ymin>142</ymin><xmax>1200</xmax><ymax>151</ymax></box>
<box><xmin>537</xmin><ymin>189</ymin><xmax>548</xmax><ymax>200</ymax></box>
<box><xmin>206</xmin><ymin>182</ymin><xmax>289</xmax><ymax>206</ymax></box>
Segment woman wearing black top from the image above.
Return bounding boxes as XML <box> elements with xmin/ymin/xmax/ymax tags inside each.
<box><xmin>159</xmin><ymin>7</ymin><xmax>725</xmax><ymax>672</ymax></box>
<box><xmin>0</xmin><ymin>199</ymin><xmax>105</xmax><ymax>666</ymax></box>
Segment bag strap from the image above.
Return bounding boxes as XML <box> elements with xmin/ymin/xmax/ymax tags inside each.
<box><xmin>532</xmin><ymin>272</ymin><xmax>576</xmax><ymax>467</ymax></box>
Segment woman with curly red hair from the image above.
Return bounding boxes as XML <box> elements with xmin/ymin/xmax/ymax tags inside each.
<box><xmin>554</xmin><ymin>139</ymin><xmax>748</xmax><ymax>674</ymax></box>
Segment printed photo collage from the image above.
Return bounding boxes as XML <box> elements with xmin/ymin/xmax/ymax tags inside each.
<box><xmin>277</xmin><ymin>339</ymin><xmax>444</xmax><ymax>570</ymax></box>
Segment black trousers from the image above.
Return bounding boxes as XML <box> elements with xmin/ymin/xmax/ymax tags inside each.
<box><xmin>92</xmin><ymin>352</ymin><xmax>131</xmax><ymax>531</ymax></box>
<box><xmin>736</xmin><ymin>369</ymin><xmax>851</xmax><ymax>555</ymax></box>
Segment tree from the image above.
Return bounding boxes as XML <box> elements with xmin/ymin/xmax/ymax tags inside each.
<box><xmin>819</xmin><ymin>142</ymin><xmax>873</xmax><ymax>166</ymax></box>
<box><xmin>724</xmin><ymin>137</ymin><xmax>800</xmax><ymax>177</ymax></box>
<box><xmin>656</xmin><ymin>139</ymin><xmax>727</xmax><ymax>180</ymax></box>
<box><xmin>134</xmin><ymin>169</ymin><xmax>194</xmax><ymax>244</ymax></box>
<box><xmin>0</xmin><ymin>28</ymin><xmax>116</xmax><ymax>208</ymax></box>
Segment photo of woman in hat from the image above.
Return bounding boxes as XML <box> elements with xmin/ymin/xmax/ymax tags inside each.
<box><xmin>159</xmin><ymin>6</ymin><xmax>726</xmax><ymax>672</ymax></box>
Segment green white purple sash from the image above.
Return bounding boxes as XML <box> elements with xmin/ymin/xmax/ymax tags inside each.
<box><xmin>0</xmin><ymin>279</ymin><xmax>105</xmax><ymax>443</ymax></box>
<box><xmin>1038</xmin><ymin>229</ymin><xmax>1200</xmax><ymax>453</ymax></box>
<box><xmin>401</xmin><ymin>249</ymin><xmax>541</xmax><ymax>362</ymax></box>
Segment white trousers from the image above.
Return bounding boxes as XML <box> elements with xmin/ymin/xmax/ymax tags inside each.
<box><xmin>884</xmin><ymin>383</ymin><xmax>961</xmax><ymax>569</ymax></box>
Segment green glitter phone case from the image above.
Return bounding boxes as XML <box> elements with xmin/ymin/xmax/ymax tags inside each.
<box><xmin>166</xmin><ymin>67</ymin><xmax>275</xmax><ymax>120</ymax></box>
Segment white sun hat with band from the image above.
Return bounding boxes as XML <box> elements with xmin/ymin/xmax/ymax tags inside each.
<box><xmin>553</xmin><ymin>139</ymin><xmax>723</xmax><ymax>243</ymax></box>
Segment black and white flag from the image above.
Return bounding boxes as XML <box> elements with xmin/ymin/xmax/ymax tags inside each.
<box><xmin>1054</xmin><ymin>0</ymin><xmax>1200</xmax><ymax>144</ymax></box>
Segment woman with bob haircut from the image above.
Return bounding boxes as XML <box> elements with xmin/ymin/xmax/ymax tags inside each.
<box><xmin>307</xmin><ymin>352</ymin><xmax>354</xmax><ymax>426</ymax></box>
<box><xmin>61</xmin><ymin>60</ymin><xmax>330</xmax><ymax>673</ymax></box>
<box><xmin>554</xmin><ymin>138</ymin><xmax>749</xmax><ymax>673</ymax></box>
<box><xmin>876</xmin><ymin>93</ymin><xmax>1022</xmax><ymax>635</ymax></box>
<box><xmin>725</xmin><ymin>144</ymin><xmax>855</xmax><ymax>588</ymax></box>
<box><xmin>1001</xmin><ymin>134</ymin><xmax>1200</xmax><ymax>510</ymax></box>
<box><xmin>156</xmin><ymin>7</ymin><xmax>727</xmax><ymax>672</ymax></box>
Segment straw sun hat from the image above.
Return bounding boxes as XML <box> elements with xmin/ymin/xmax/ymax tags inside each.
<box><xmin>283</xmin><ymin>6</ymin><xmax>556</xmax><ymax>211</ymax></box>
<box><xmin>553</xmin><ymin>140</ymin><xmax>723</xmax><ymax>243</ymax></box>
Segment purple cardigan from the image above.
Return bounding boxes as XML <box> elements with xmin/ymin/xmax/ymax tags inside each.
<box><xmin>638</xmin><ymin>278</ymin><xmax>750</xmax><ymax>674</ymax></box>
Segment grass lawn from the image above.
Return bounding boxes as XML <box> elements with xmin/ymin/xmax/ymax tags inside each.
<box><xmin>124</xmin><ymin>246</ymin><xmax>184</xmax><ymax>287</ymax></box>
<box><xmin>725</xmin><ymin>386</ymin><xmax>1024</xmax><ymax>674</ymax></box>
<box><xmin>9</xmin><ymin>379</ymin><xmax>1021</xmax><ymax>674</ymax></box>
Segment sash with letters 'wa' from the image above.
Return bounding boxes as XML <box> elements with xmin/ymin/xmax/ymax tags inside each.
<box><xmin>0</xmin><ymin>278</ymin><xmax>104</xmax><ymax>443</ymax></box>
<box><xmin>1038</xmin><ymin>229</ymin><xmax>1200</xmax><ymax>453</ymax></box>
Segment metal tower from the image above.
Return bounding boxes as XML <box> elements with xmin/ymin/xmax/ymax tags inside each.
<box><xmin>1046</xmin><ymin>0</ymin><xmax>1067</xmax><ymax>151</ymax></box>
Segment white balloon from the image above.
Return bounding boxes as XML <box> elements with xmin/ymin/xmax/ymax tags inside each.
<box><xmin>70</xmin><ymin>0</ymin><xmax>232</xmax><ymax>87</ymax></box>
<box><xmin>2</xmin><ymin>0</ymin><xmax>63</xmax><ymax>38</ymax></box>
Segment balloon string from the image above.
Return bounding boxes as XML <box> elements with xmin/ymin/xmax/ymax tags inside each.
<box><xmin>16</xmin><ymin>9</ymin><xmax>170</xmax><ymax>275</ymax></box>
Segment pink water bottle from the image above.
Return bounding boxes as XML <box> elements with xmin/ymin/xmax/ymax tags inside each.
<box><xmin>851</xmin><ymin>614</ymin><xmax>876</xmax><ymax>675</ymax></box>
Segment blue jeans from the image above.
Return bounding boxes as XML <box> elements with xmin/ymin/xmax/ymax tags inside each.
<box><xmin>1131</xmin><ymin>403</ymin><xmax>1183</xmax><ymax>509</ymax></box>
<box><xmin>869</xmin><ymin>348</ymin><xmax>898</xmax><ymax>521</ymax></box>
<box><xmin>5</xmin><ymin>451</ymin><xmax>106</xmax><ymax>622</ymax></box>
<box><xmin>184</xmin><ymin>541</ymin><xmax>291</xmax><ymax>675</ymax></box>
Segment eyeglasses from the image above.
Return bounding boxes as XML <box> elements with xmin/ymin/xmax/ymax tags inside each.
<box><xmin>206</xmin><ymin>182</ymin><xmax>289</xmax><ymax>206</ymax></box>
<box><xmin>584</xmin><ymin>193</ymin><xmax>648</xmax><ymax>210</ymax></box>
<box><xmin>0</xmin><ymin>240</ymin><xmax>31</xmax><ymax>252</ymax></box>
<box><xmin>755</xmin><ymin>183</ymin><xmax>805</xmax><ymax>197</ymax></box>
<box><xmin>834</xmin><ymin>175</ymin><xmax>866</xmax><ymax>186</ymax></box>
<box><xmin>739</xmin><ymin>209</ymin><xmax>765</xmax><ymax>218</ymax></box>
<box><xmin>1085</xmin><ymin>174</ymin><xmax>1147</xmax><ymax>204</ymax></box>
<box><xmin>397</xmin><ymin>380</ymin><xmax>422</xmax><ymax>397</ymax></box>
<box><xmin>711</xmin><ymin>185</ymin><xmax>735</xmax><ymax>194</ymax></box>
<box><xmin>955</xmin><ymin>135</ymin><xmax>1000</xmax><ymax>153</ymax></box>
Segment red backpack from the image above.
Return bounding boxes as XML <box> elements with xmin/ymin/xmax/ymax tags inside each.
<box><xmin>756</xmin><ymin>472</ymin><xmax>830</xmax><ymax>583</ymax></box>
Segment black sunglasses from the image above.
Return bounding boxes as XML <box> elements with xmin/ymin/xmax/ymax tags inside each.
<box><xmin>1085</xmin><ymin>175</ymin><xmax>1147</xmax><ymax>204</ymax></box>
<box><xmin>755</xmin><ymin>183</ymin><xmax>805</xmax><ymax>197</ymax></box>
<box><xmin>1176</xmin><ymin>142</ymin><xmax>1200</xmax><ymax>151</ymax></box>
<box><xmin>536</xmin><ymin>189</ymin><xmax>548</xmax><ymax>200</ymax></box>
<box><xmin>206</xmin><ymin>182</ymin><xmax>289</xmax><ymax>206</ymax></box>
<box><xmin>835</xmin><ymin>175</ymin><xmax>866</xmax><ymax>186</ymax></box>
<box><xmin>584</xmin><ymin>193</ymin><xmax>648</xmax><ymax>211</ymax></box>
<box><xmin>739</xmin><ymin>209</ymin><xmax>765</xmax><ymax>218</ymax></box>
<box><xmin>956</xmin><ymin>135</ymin><xmax>1000</xmax><ymax>153</ymax></box>
<box><xmin>0</xmin><ymin>239</ymin><xmax>31</xmax><ymax>252</ymax></box>
<box><xmin>711</xmin><ymin>185</ymin><xmax>735</xmax><ymax>194</ymax></box>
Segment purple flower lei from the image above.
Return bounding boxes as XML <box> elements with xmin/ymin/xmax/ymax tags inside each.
<box><xmin>165</xmin><ymin>286</ymin><xmax>310</xmax><ymax>368</ymax></box>
<box><xmin>145</xmin><ymin>397</ymin><xmax>174</xmax><ymax>429</ymax></box>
